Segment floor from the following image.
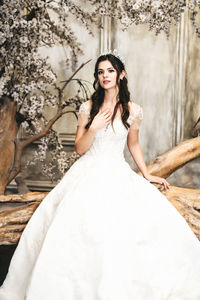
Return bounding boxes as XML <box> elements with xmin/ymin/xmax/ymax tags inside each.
<box><xmin>0</xmin><ymin>244</ymin><xmax>17</xmax><ymax>286</ymax></box>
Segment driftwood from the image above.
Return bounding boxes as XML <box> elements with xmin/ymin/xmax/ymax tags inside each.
<box><xmin>0</xmin><ymin>193</ymin><xmax>48</xmax><ymax>245</ymax></box>
<box><xmin>0</xmin><ymin>203</ymin><xmax>39</xmax><ymax>245</ymax></box>
<box><xmin>0</xmin><ymin>192</ymin><xmax>48</xmax><ymax>203</ymax></box>
<box><xmin>143</xmin><ymin>136</ymin><xmax>200</xmax><ymax>178</ymax></box>
<box><xmin>161</xmin><ymin>186</ymin><xmax>200</xmax><ymax>240</ymax></box>
<box><xmin>0</xmin><ymin>137</ymin><xmax>200</xmax><ymax>245</ymax></box>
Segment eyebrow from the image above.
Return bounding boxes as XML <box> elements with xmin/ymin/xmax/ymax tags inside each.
<box><xmin>97</xmin><ymin>67</ymin><xmax>114</xmax><ymax>71</ymax></box>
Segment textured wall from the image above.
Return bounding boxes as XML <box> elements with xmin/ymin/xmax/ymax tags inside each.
<box><xmin>115</xmin><ymin>22</ymin><xmax>177</xmax><ymax>164</ymax></box>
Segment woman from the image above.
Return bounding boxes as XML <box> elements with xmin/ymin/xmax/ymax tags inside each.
<box><xmin>0</xmin><ymin>52</ymin><xmax>200</xmax><ymax>300</ymax></box>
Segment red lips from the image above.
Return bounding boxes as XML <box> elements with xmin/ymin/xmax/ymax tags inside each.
<box><xmin>103</xmin><ymin>80</ymin><xmax>110</xmax><ymax>84</ymax></box>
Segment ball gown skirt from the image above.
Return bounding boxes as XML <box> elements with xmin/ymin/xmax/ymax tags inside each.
<box><xmin>0</xmin><ymin>104</ymin><xmax>200</xmax><ymax>300</ymax></box>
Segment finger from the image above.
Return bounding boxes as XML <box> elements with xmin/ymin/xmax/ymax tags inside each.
<box><xmin>104</xmin><ymin>111</ymin><xmax>112</xmax><ymax>116</ymax></box>
<box><xmin>164</xmin><ymin>179</ymin><xmax>170</xmax><ymax>187</ymax></box>
<box><xmin>103</xmin><ymin>111</ymin><xmax>112</xmax><ymax>118</ymax></box>
<box><xmin>164</xmin><ymin>181</ymin><xmax>170</xmax><ymax>190</ymax></box>
<box><xmin>105</xmin><ymin>120</ymin><xmax>111</xmax><ymax>126</ymax></box>
<box><xmin>103</xmin><ymin>115</ymin><xmax>112</xmax><ymax>123</ymax></box>
<box><xmin>105</xmin><ymin>114</ymin><xmax>112</xmax><ymax>120</ymax></box>
<box><xmin>97</xmin><ymin>112</ymin><xmax>111</xmax><ymax>121</ymax></box>
<box><xmin>159</xmin><ymin>180</ymin><xmax>165</xmax><ymax>188</ymax></box>
<box><xmin>100</xmin><ymin>108</ymin><xmax>111</xmax><ymax>115</ymax></box>
<box><xmin>105</xmin><ymin>116</ymin><xmax>111</xmax><ymax>123</ymax></box>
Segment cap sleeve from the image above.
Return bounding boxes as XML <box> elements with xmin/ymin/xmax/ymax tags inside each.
<box><xmin>128</xmin><ymin>103</ymin><xmax>143</xmax><ymax>130</ymax></box>
<box><xmin>77</xmin><ymin>102</ymin><xmax>90</xmax><ymax>127</ymax></box>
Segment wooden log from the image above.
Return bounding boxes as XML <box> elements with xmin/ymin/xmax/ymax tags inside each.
<box><xmin>0</xmin><ymin>188</ymin><xmax>200</xmax><ymax>244</ymax></box>
<box><xmin>0</xmin><ymin>192</ymin><xmax>48</xmax><ymax>203</ymax></box>
<box><xmin>0</xmin><ymin>201</ymin><xmax>40</xmax><ymax>245</ymax></box>
<box><xmin>144</xmin><ymin>136</ymin><xmax>200</xmax><ymax>178</ymax></box>
<box><xmin>161</xmin><ymin>186</ymin><xmax>200</xmax><ymax>240</ymax></box>
<box><xmin>0</xmin><ymin>224</ymin><xmax>26</xmax><ymax>245</ymax></box>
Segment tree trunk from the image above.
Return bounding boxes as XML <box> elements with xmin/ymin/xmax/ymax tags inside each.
<box><xmin>0</xmin><ymin>96</ymin><xmax>18</xmax><ymax>194</ymax></box>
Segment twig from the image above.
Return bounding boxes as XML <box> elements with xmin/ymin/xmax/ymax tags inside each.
<box><xmin>61</xmin><ymin>59</ymin><xmax>91</xmax><ymax>92</ymax></box>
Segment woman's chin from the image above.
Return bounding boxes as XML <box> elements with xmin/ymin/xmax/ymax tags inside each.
<box><xmin>102</xmin><ymin>84</ymin><xmax>116</xmax><ymax>90</ymax></box>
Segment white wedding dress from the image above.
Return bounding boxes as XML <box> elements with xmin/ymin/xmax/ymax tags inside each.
<box><xmin>0</xmin><ymin>102</ymin><xmax>200</xmax><ymax>300</ymax></box>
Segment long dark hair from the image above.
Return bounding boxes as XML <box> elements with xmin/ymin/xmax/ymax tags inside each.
<box><xmin>85</xmin><ymin>54</ymin><xmax>131</xmax><ymax>130</ymax></box>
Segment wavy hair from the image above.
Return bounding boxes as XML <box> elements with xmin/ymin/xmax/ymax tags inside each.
<box><xmin>85</xmin><ymin>54</ymin><xmax>131</xmax><ymax>130</ymax></box>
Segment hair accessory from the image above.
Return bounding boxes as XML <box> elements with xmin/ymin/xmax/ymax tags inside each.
<box><xmin>100</xmin><ymin>49</ymin><xmax>125</xmax><ymax>64</ymax></box>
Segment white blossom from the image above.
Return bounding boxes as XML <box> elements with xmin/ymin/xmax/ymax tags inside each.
<box><xmin>0</xmin><ymin>32</ymin><xmax>6</xmax><ymax>45</ymax></box>
<box><xmin>151</xmin><ymin>1</ymin><xmax>161</xmax><ymax>9</ymax></box>
<box><xmin>132</xmin><ymin>3</ymin><xmax>140</xmax><ymax>10</ymax></box>
<box><xmin>139</xmin><ymin>13</ymin><xmax>147</xmax><ymax>23</ymax></box>
<box><xmin>20</xmin><ymin>36</ymin><xmax>29</xmax><ymax>47</ymax></box>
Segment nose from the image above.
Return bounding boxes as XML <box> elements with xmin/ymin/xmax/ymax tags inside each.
<box><xmin>103</xmin><ymin>70</ymin><xmax>108</xmax><ymax>78</ymax></box>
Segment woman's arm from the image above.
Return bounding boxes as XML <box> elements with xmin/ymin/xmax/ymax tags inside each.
<box><xmin>75</xmin><ymin>126</ymin><xmax>97</xmax><ymax>156</ymax></box>
<box><xmin>127</xmin><ymin>129</ymin><xmax>170</xmax><ymax>189</ymax></box>
<box><xmin>75</xmin><ymin>101</ymin><xmax>112</xmax><ymax>155</ymax></box>
<box><xmin>127</xmin><ymin>129</ymin><xmax>148</xmax><ymax>177</ymax></box>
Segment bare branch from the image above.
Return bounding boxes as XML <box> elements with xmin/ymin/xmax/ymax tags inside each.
<box><xmin>60</xmin><ymin>59</ymin><xmax>92</xmax><ymax>92</ymax></box>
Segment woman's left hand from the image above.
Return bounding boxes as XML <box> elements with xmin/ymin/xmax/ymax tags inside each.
<box><xmin>144</xmin><ymin>174</ymin><xmax>170</xmax><ymax>190</ymax></box>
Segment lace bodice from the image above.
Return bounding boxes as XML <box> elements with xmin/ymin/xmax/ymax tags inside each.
<box><xmin>77</xmin><ymin>101</ymin><xmax>143</xmax><ymax>160</ymax></box>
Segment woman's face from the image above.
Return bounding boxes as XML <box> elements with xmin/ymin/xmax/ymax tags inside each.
<box><xmin>97</xmin><ymin>60</ymin><xmax>118</xmax><ymax>90</ymax></box>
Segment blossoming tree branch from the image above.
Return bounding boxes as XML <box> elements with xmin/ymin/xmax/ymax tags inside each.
<box><xmin>0</xmin><ymin>0</ymin><xmax>200</xmax><ymax>244</ymax></box>
<box><xmin>0</xmin><ymin>0</ymin><xmax>95</xmax><ymax>194</ymax></box>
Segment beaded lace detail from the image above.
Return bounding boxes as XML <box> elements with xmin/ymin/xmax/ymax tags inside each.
<box><xmin>77</xmin><ymin>101</ymin><xmax>143</xmax><ymax>160</ymax></box>
<box><xmin>127</xmin><ymin>106</ymin><xmax>143</xmax><ymax>125</ymax></box>
<box><xmin>78</xmin><ymin>102</ymin><xmax>90</xmax><ymax>116</ymax></box>
<box><xmin>78</xmin><ymin>101</ymin><xmax>143</xmax><ymax>128</ymax></box>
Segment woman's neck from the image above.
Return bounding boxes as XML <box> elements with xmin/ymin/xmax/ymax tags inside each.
<box><xmin>103</xmin><ymin>87</ymin><xmax>119</xmax><ymax>106</ymax></box>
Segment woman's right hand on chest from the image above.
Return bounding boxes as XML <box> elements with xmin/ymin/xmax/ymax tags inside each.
<box><xmin>90</xmin><ymin>109</ymin><xmax>112</xmax><ymax>131</ymax></box>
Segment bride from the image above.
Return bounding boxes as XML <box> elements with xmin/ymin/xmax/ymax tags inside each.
<box><xmin>0</xmin><ymin>51</ymin><xmax>200</xmax><ymax>300</ymax></box>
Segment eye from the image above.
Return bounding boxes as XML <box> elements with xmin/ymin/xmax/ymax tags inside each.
<box><xmin>97</xmin><ymin>70</ymin><xmax>103</xmax><ymax>75</ymax></box>
<box><xmin>108</xmin><ymin>69</ymin><xmax>114</xmax><ymax>73</ymax></box>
